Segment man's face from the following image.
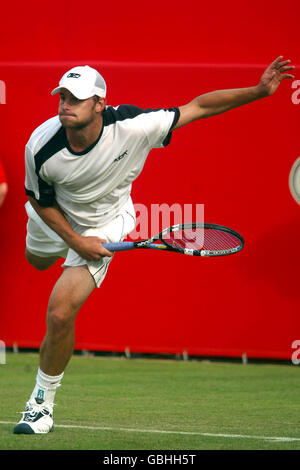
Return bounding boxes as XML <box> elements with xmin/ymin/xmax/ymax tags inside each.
<box><xmin>58</xmin><ymin>89</ymin><xmax>101</xmax><ymax>129</ymax></box>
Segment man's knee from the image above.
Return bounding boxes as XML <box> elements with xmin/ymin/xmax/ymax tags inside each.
<box><xmin>25</xmin><ymin>248</ymin><xmax>59</xmax><ymax>271</ymax></box>
<box><xmin>46</xmin><ymin>303</ymin><xmax>77</xmax><ymax>345</ymax></box>
<box><xmin>48</xmin><ymin>307</ymin><xmax>74</xmax><ymax>332</ymax></box>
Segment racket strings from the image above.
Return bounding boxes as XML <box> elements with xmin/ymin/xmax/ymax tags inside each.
<box><xmin>163</xmin><ymin>229</ymin><xmax>241</xmax><ymax>251</ymax></box>
<box><xmin>201</xmin><ymin>230</ymin><xmax>241</xmax><ymax>250</ymax></box>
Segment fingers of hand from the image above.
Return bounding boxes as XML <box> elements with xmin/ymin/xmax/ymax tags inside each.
<box><xmin>271</xmin><ymin>55</ymin><xmax>284</xmax><ymax>67</ymax></box>
<box><xmin>277</xmin><ymin>67</ymin><xmax>296</xmax><ymax>81</ymax></box>
<box><xmin>280</xmin><ymin>73</ymin><xmax>296</xmax><ymax>81</ymax></box>
<box><xmin>101</xmin><ymin>248</ymin><xmax>113</xmax><ymax>257</ymax></box>
<box><xmin>278</xmin><ymin>59</ymin><xmax>292</xmax><ymax>68</ymax></box>
<box><xmin>97</xmin><ymin>238</ymin><xmax>113</xmax><ymax>258</ymax></box>
<box><xmin>271</xmin><ymin>56</ymin><xmax>295</xmax><ymax>70</ymax></box>
<box><xmin>278</xmin><ymin>63</ymin><xmax>295</xmax><ymax>75</ymax></box>
<box><xmin>275</xmin><ymin>58</ymin><xmax>295</xmax><ymax>74</ymax></box>
<box><xmin>270</xmin><ymin>58</ymin><xmax>295</xmax><ymax>81</ymax></box>
<box><xmin>91</xmin><ymin>250</ymin><xmax>112</xmax><ymax>261</ymax></box>
<box><xmin>79</xmin><ymin>236</ymin><xmax>112</xmax><ymax>260</ymax></box>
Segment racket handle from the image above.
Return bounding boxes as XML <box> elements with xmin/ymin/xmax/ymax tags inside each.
<box><xmin>102</xmin><ymin>241</ymin><xmax>135</xmax><ymax>252</ymax></box>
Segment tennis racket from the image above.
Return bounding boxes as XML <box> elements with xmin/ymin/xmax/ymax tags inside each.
<box><xmin>103</xmin><ymin>223</ymin><xmax>244</xmax><ymax>257</ymax></box>
<box><xmin>289</xmin><ymin>157</ymin><xmax>300</xmax><ymax>205</ymax></box>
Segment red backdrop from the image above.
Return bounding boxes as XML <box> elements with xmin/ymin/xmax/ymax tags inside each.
<box><xmin>0</xmin><ymin>0</ymin><xmax>299</xmax><ymax>359</ymax></box>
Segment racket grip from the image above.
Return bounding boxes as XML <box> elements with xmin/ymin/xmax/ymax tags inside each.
<box><xmin>102</xmin><ymin>241</ymin><xmax>135</xmax><ymax>252</ymax></box>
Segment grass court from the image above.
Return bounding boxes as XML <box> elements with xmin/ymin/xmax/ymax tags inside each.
<box><xmin>0</xmin><ymin>352</ymin><xmax>300</xmax><ymax>451</ymax></box>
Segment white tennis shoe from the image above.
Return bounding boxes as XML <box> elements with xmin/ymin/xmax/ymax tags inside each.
<box><xmin>14</xmin><ymin>398</ymin><xmax>54</xmax><ymax>434</ymax></box>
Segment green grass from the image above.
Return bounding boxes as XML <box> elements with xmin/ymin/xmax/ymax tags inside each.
<box><xmin>1</xmin><ymin>352</ymin><xmax>300</xmax><ymax>450</ymax></box>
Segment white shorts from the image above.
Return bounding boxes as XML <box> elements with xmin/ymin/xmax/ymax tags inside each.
<box><xmin>25</xmin><ymin>199</ymin><xmax>136</xmax><ymax>288</ymax></box>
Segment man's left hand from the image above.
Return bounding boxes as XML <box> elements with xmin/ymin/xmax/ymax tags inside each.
<box><xmin>258</xmin><ymin>55</ymin><xmax>295</xmax><ymax>97</ymax></box>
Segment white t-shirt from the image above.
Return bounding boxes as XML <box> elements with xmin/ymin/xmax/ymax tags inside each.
<box><xmin>25</xmin><ymin>104</ymin><xmax>179</xmax><ymax>228</ymax></box>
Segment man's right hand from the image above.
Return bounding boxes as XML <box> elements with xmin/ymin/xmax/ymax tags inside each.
<box><xmin>72</xmin><ymin>235</ymin><xmax>113</xmax><ymax>261</ymax></box>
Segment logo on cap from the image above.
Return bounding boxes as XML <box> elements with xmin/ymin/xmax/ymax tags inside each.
<box><xmin>67</xmin><ymin>73</ymin><xmax>81</xmax><ymax>78</ymax></box>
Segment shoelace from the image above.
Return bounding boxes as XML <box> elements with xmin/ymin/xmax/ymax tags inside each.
<box><xmin>18</xmin><ymin>400</ymin><xmax>55</xmax><ymax>419</ymax></box>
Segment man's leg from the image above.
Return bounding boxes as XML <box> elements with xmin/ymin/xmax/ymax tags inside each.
<box><xmin>25</xmin><ymin>248</ymin><xmax>60</xmax><ymax>271</ymax></box>
<box><xmin>25</xmin><ymin>215</ymin><xmax>68</xmax><ymax>271</ymax></box>
<box><xmin>14</xmin><ymin>265</ymin><xmax>96</xmax><ymax>434</ymax></box>
<box><xmin>40</xmin><ymin>265</ymin><xmax>96</xmax><ymax>375</ymax></box>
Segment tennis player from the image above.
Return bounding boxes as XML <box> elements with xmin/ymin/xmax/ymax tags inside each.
<box><xmin>14</xmin><ymin>56</ymin><xmax>294</xmax><ymax>434</ymax></box>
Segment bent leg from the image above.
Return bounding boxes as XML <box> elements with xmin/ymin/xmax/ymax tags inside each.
<box><xmin>25</xmin><ymin>217</ymin><xmax>68</xmax><ymax>271</ymax></box>
<box><xmin>39</xmin><ymin>265</ymin><xmax>96</xmax><ymax>375</ymax></box>
<box><xmin>25</xmin><ymin>248</ymin><xmax>60</xmax><ymax>271</ymax></box>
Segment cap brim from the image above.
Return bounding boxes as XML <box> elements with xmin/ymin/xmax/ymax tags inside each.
<box><xmin>50</xmin><ymin>85</ymin><xmax>93</xmax><ymax>100</ymax></box>
<box><xmin>51</xmin><ymin>87</ymin><xmax>61</xmax><ymax>96</ymax></box>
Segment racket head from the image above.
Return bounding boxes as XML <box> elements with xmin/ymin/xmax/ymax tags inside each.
<box><xmin>158</xmin><ymin>223</ymin><xmax>244</xmax><ymax>256</ymax></box>
<box><xmin>289</xmin><ymin>157</ymin><xmax>300</xmax><ymax>205</ymax></box>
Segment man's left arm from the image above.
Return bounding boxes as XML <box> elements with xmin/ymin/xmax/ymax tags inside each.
<box><xmin>172</xmin><ymin>56</ymin><xmax>295</xmax><ymax>130</ymax></box>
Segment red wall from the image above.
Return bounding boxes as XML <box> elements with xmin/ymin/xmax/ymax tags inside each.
<box><xmin>0</xmin><ymin>0</ymin><xmax>299</xmax><ymax>359</ymax></box>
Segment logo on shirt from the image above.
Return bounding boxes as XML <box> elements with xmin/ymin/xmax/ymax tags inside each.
<box><xmin>114</xmin><ymin>150</ymin><xmax>128</xmax><ymax>163</ymax></box>
<box><xmin>67</xmin><ymin>73</ymin><xmax>81</xmax><ymax>78</ymax></box>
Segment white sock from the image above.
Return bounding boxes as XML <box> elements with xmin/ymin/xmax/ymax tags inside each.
<box><xmin>30</xmin><ymin>367</ymin><xmax>64</xmax><ymax>406</ymax></box>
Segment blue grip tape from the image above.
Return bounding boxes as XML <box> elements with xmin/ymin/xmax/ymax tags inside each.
<box><xmin>102</xmin><ymin>241</ymin><xmax>135</xmax><ymax>252</ymax></box>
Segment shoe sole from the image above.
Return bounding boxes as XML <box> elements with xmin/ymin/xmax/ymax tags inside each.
<box><xmin>13</xmin><ymin>423</ymin><xmax>54</xmax><ymax>434</ymax></box>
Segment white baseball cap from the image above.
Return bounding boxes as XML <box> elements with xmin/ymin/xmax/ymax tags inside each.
<box><xmin>51</xmin><ymin>65</ymin><xmax>107</xmax><ymax>99</ymax></box>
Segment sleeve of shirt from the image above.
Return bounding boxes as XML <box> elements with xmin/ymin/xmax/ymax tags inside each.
<box><xmin>106</xmin><ymin>105</ymin><xmax>180</xmax><ymax>149</ymax></box>
<box><xmin>139</xmin><ymin>107</ymin><xmax>180</xmax><ymax>149</ymax></box>
<box><xmin>24</xmin><ymin>144</ymin><xmax>55</xmax><ymax>207</ymax></box>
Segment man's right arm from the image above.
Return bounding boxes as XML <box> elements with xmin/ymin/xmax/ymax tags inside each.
<box><xmin>28</xmin><ymin>197</ymin><xmax>112</xmax><ymax>260</ymax></box>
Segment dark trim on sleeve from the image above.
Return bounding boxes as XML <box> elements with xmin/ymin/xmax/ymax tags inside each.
<box><xmin>103</xmin><ymin>105</ymin><xmax>153</xmax><ymax>126</ymax></box>
<box><xmin>25</xmin><ymin>184</ymin><xmax>55</xmax><ymax>207</ymax></box>
<box><xmin>25</xmin><ymin>187</ymin><xmax>35</xmax><ymax>199</ymax></box>
<box><xmin>103</xmin><ymin>105</ymin><xmax>180</xmax><ymax>148</ymax></box>
<box><xmin>162</xmin><ymin>107</ymin><xmax>180</xmax><ymax>147</ymax></box>
<box><xmin>29</xmin><ymin>127</ymin><xmax>66</xmax><ymax>207</ymax></box>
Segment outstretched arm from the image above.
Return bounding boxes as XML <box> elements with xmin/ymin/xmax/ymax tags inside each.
<box><xmin>172</xmin><ymin>56</ymin><xmax>295</xmax><ymax>130</ymax></box>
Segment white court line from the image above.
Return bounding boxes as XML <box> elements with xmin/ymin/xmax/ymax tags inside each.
<box><xmin>0</xmin><ymin>420</ymin><xmax>300</xmax><ymax>442</ymax></box>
